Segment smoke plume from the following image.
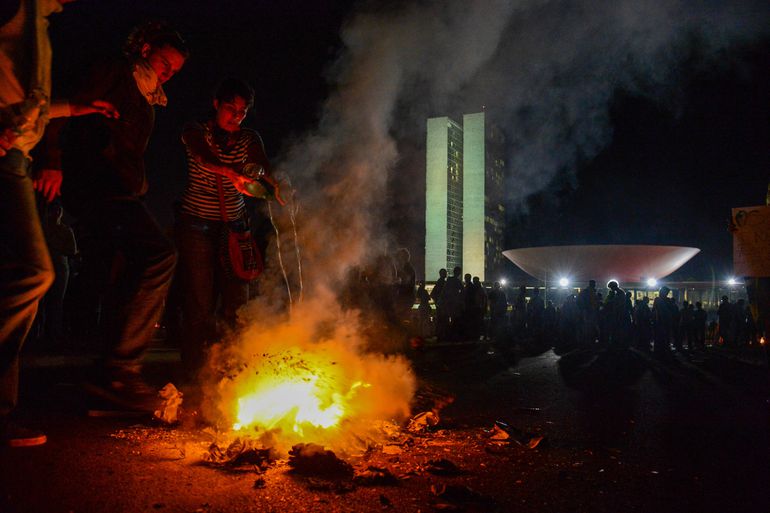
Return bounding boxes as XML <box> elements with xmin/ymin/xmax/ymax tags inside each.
<box><xmin>207</xmin><ymin>0</ymin><xmax>769</xmax><ymax>445</ymax></box>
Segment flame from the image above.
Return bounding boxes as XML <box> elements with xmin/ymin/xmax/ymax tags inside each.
<box><xmin>207</xmin><ymin>296</ymin><xmax>416</xmax><ymax>449</ymax></box>
<box><xmin>232</xmin><ymin>361</ymin><xmax>369</xmax><ymax>434</ymax></box>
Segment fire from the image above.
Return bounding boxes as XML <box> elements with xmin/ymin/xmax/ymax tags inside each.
<box><xmin>232</xmin><ymin>367</ymin><xmax>369</xmax><ymax>434</ymax></box>
<box><xmin>208</xmin><ymin>297</ymin><xmax>416</xmax><ymax>448</ymax></box>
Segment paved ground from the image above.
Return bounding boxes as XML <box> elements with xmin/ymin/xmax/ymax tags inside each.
<box><xmin>1</xmin><ymin>341</ymin><xmax>768</xmax><ymax>513</ymax></box>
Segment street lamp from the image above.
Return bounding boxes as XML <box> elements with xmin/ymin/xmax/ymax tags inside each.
<box><xmin>558</xmin><ymin>277</ymin><xmax>570</xmax><ymax>288</ymax></box>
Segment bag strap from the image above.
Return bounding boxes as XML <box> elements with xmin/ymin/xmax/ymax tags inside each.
<box><xmin>215</xmin><ymin>175</ymin><xmax>229</xmax><ymax>222</ymax></box>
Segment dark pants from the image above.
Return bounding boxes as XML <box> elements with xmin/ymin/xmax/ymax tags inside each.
<box><xmin>175</xmin><ymin>214</ymin><xmax>249</xmax><ymax>377</ymax></box>
<box><xmin>75</xmin><ymin>198</ymin><xmax>176</xmax><ymax>374</ymax></box>
<box><xmin>0</xmin><ymin>150</ymin><xmax>55</xmax><ymax>416</ymax></box>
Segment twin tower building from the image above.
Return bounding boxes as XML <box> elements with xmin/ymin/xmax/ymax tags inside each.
<box><xmin>425</xmin><ymin>111</ymin><xmax>506</xmax><ymax>283</ymax></box>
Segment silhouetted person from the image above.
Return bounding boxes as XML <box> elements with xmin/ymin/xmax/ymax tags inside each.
<box><xmin>670</xmin><ymin>298</ymin><xmax>683</xmax><ymax>352</ymax></box>
<box><xmin>653</xmin><ymin>286</ymin><xmax>674</xmax><ymax>355</ymax></box>
<box><xmin>415</xmin><ymin>280</ymin><xmax>432</xmax><ymax>338</ymax></box>
<box><xmin>577</xmin><ymin>280</ymin><xmax>599</xmax><ymax>346</ymax></box>
<box><xmin>513</xmin><ymin>285</ymin><xmax>527</xmax><ymax>338</ymax></box>
<box><xmin>693</xmin><ymin>301</ymin><xmax>707</xmax><ymax>350</ymax></box>
<box><xmin>441</xmin><ymin>266</ymin><xmax>464</xmax><ymax>341</ymax></box>
<box><xmin>527</xmin><ymin>287</ymin><xmax>544</xmax><ymax>341</ymax></box>
<box><xmin>634</xmin><ymin>296</ymin><xmax>653</xmax><ymax>351</ymax></box>
<box><xmin>431</xmin><ymin>268</ymin><xmax>448</xmax><ymax>341</ymax></box>
<box><xmin>604</xmin><ymin>280</ymin><xmax>630</xmax><ymax>350</ymax></box>
<box><xmin>469</xmin><ymin>276</ymin><xmax>487</xmax><ymax>340</ymax></box>
<box><xmin>680</xmin><ymin>301</ymin><xmax>695</xmax><ymax>350</ymax></box>
<box><xmin>543</xmin><ymin>299</ymin><xmax>557</xmax><ymax>343</ymax></box>
<box><xmin>488</xmin><ymin>281</ymin><xmax>508</xmax><ymax>340</ymax></box>
<box><xmin>717</xmin><ymin>296</ymin><xmax>733</xmax><ymax>346</ymax></box>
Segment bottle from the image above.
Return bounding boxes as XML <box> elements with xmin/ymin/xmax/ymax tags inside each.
<box><xmin>241</xmin><ymin>163</ymin><xmax>282</xmax><ymax>204</ymax></box>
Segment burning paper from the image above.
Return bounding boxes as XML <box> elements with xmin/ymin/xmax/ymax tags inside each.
<box><xmin>204</xmin><ymin>296</ymin><xmax>416</xmax><ymax>451</ymax></box>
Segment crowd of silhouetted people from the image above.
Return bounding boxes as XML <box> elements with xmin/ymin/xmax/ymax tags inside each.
<box><xmin>388</xmin><ymin>271</ymin><xmax>763</xmax><ymax>355</ymax></box>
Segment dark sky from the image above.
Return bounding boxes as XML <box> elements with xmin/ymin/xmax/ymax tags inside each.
<box><xmin>46</xmin><ymin>1</ymin><xmax>770</xmax><ymax>281</ymax></box>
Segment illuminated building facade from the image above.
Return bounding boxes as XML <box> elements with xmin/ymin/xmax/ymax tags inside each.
<box><xmin>425</xmin><ymin>111</ymin><xmax>505</xmax><ymax>282</ymax></box>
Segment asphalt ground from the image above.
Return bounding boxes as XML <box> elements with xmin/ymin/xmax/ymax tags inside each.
<box><xmin>1</xmin><ymin>340</ymin><xmax>768</xmax><ymax>513</ymax></box>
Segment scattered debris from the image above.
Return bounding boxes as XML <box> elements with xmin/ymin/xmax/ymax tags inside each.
<box><xmin>407</xmin><ymin>411</ymin><xmax>440</xmax><ymax>432</ymax></box>
<box><xmin>154</xmin><ymin>383</ymin><xmax>183</xmax><ymax>425</ymax></box>
<box><xmin>432</xmin><ymin>483</ymin><xmax>495</xmax><ymax>507</ymax></box>
<box><xmin>426</xmin><ymin>458</ymin><xmax>464</xmax><ymax>476</ymax></box>
<box><xmin>288</xmin><ymin>443</ymin><xmax>354</xmax><ymax>478</ymax></box>
<box><xmin>354</xmin><ymin>466</ymin><xmax>400</xmax><ymax>486</ymax></box>
<box><xmin>382</xmin><ymin>444</ymin><xmax>403</xmax><ymax>455</ymax></box>
<box><xmin>493</xmin><ymin>420</ymin><xmax>544</xmax><ymax>449</ymax></box>
<box><xmin>305</xmin><ymin>477</ymin><xmax>355</xmax><ymax>493</ymax></box>
<box><xmin>202</xmin><ymin>438</ymin><xmax>277</xmax><ymax>470</ymax></box>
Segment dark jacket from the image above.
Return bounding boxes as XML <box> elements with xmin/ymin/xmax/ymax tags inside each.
<box><xmin>43</xmin><ymin>57</ymin><xmax>154</xmax><ymax>213</ymax></box>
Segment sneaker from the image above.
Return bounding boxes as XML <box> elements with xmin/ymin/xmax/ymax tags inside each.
<box><xmin>82</xmin><ymin>368</ymin><xmax>161</xmax><ymax>413</ymax></box>
<box><xmin>1</xmin><ymin>420</ymin><xmax>47</xmax><ymax>447</ymax></box>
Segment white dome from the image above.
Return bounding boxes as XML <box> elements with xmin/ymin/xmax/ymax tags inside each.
<box><xmin>502</xmin><ymin>245</ymin><xmax>700</xmax><ymax>284</ymax></box>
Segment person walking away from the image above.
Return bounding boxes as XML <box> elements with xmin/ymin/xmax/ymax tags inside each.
<box><xmin>0</xmin><ymin>0</ymin><xmax>117</xmax><ymax>446</ymax></box>
<box><xmin>37</xmin><ymin>21</ymin><xmax>187</xmax><ymax>412</ymax></box>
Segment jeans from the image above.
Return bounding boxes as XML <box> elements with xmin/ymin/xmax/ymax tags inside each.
<box><xmin>0</xmin><ymin>150</ymin><xmax>55</xmax><ymax>416</ymax></box>
<box><xmin>75</xmin><ymin>198</ymin><xmax>176</xmax><ymax>374</ymax></box>
<box><xmin>175</xmin><ymin>213</ymin><xmax>249</xmax><ymax>376</ymax></box>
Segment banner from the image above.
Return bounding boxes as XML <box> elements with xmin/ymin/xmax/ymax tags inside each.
<box><xmin>732</xmin><ymin>205</ymin><xmax>770</xmax><ymax>277</ymax></box>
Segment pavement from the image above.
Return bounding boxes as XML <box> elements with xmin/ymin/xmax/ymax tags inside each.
<box><xmin>1</xmin><ymin>339</ymin><xmax>769</xmax><ymax>513</ymax></box>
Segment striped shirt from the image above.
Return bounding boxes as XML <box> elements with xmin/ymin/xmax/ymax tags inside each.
<box><xmin>180</xmin><ymin>121</ymin><xmax>265</xmax><ymax>221</ymax></box>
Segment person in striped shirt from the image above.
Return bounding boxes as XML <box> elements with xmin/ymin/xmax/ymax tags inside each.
<box><xmin>175</xmin><ymin>78</ymin><xmax>282</xmax><ymax>379</ymax></box>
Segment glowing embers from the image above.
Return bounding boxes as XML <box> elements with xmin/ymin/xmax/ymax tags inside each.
<box><xmin>231</xmin><ymin>348</ymin><xmax>370</xmax><ymax>437</ymax></box>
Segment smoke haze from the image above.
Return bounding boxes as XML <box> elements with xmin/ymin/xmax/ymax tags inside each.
<box><xmin>209</xmin><ymin>0</ymin><xmax>768</xmax><ymax>442</ymax></box>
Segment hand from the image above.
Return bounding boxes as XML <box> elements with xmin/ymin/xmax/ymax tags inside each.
<box><xmin>70</xmin><ymin>100</ymin><xmax>119</xmax><ymax>119</ymax></box>
<box><xmin>231</xmin><ymin>174</ymin><xmax>259</xmax><ymax>197</ymax></box>
<box><xmin>0</xmin><ymin>127</ymin><xmax>18</xmax><ymax>157</ymax></box>
<box><xmin>33</xmin><ymin>169</ymin><xmax>63</xmax><ymax>203</ymax></box>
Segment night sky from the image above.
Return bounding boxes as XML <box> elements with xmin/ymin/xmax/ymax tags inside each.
<box><xmin>45</xmin><ymin>0</ymin><xmax>770</xmax><ymax>281</ymax></box>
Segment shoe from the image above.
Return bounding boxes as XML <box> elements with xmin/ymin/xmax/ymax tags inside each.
<box><xmin>82</xmin><ymin>368</ymin><xmax>161</xmax><ymax>413</ymax></box>
<box><xmin>1</xmin><ymin>420</ymin><xmax>47</xmax><ymax>447</ymax></box>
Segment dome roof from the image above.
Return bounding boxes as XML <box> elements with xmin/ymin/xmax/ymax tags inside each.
<box><xmin>502</xmin><ymin>245</ymin><xmax>700</xmax><ymax>284</ymax></box>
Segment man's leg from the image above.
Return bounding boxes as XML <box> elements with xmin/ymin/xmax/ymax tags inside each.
<box><xmin>83</xmin><ymin>199</ymin><xmax>175</xmax><ymax>410</ymax></box>
<box><xmin>175</xmin><ymin>215</ymin><xmax>218</xmax><ymax>379</ymax></box>
<box><xmin>0</xmin><ymin>150</ymin><xmax>54</xmax><ymax>444</ymax></box>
